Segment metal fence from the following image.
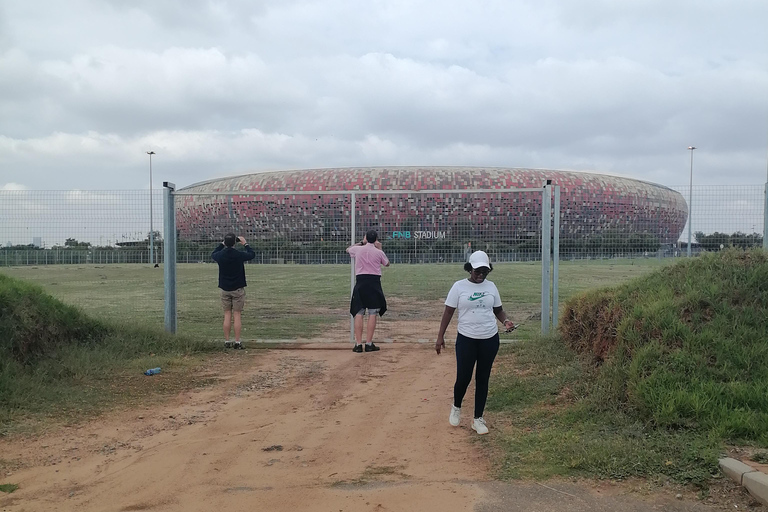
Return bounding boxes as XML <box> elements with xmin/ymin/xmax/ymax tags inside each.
<box><xmin>0</xmin><ymin>189</ymin><xmax>161</xmax><ymax>261</ymax></box>
<box><xmin>1</xmin><ymin>184</ymin><xmax>766</xmax><ymax>338</ymax></box>
<box><xmin>2</xmin><ymin>185</ymin><xmax>765</xmax><ymax>264</ymax></box>
<box><xmin>166</xmin><ymin>185</ymin><xmax>556</xmax><ymax>336</ymax></box>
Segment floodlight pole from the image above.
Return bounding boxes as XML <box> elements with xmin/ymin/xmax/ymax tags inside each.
<box><xmin>687</xmin><ymin>146</ymin><xmax>696</xmax><ymax>257</ymax></box>
<box><xmin>147</xmin><ymin>151</ymin><xmax>156</xmax><ymax>265</ymax></box>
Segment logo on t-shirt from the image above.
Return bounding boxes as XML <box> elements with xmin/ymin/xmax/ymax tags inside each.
<box><xmin>467</xmin><ymin>292</ymin><xmax>488</xmax><ymax>301</ymax></box>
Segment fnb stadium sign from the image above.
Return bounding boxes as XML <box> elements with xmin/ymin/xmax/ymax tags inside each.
<box><xmin>392</xmin><ymin>231</ymin><xmax>447</xmax><ymax>239</ymax></box>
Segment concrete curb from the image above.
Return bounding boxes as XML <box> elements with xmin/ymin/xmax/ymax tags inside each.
<box><xmin>719</xmin><ymin>457</ymin><xmax>768</xmax><ymax>505</ymax></box>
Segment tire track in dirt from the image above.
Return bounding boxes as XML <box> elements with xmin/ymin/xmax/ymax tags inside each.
<box><xmin>0</xmin><ymin>344</ymin><xmax>490</xmax><ymax>512</ymax></box>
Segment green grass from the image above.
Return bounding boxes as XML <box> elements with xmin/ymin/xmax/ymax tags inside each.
<box><xmin>0</xmin><ymin>273</ymin><xmax>216</xmax><ymax>436</ymax></box>
<box><xmin>486</xmin><ymin>249</ymin><xmax>768</xmax><ymax>488</ymax></box>
<box><xmin>487</xmin><ymin>337</ymin><xmax>722</xmax><ymax>486</ymax></box>
<box><xmin>0</xmin><ymin>258</ymin><xmax>670</xmax><ymax>341</ymax></box>
<box><xmin>562</xmin><ymin>250</ymin><xmax>768</xmax><ymax>440</ymax></box>
<box><xmin>0</xmin><ymin>483</ymin><xmax>18</xmax><ymax>493</ymax></box>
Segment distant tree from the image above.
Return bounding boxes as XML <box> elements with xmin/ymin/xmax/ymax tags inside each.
<box><xmin>694</xmin><ymin>231</ymin><xmax>762</xmax><ymax>251</ymax></box>
<box><xmin>730</xmin><ymin>231</ymin><xmax>763</xmax><ymax>249</ymax></box>
<box><xmin>64</xmin><ymin>238</ymin><xmax>91</xmax><ymax>248</ymax></box>
<box><xmin>627</xmin><ymin>233</ymin><xmax>660</xmax><ymax>252</ymax></box>
<box><xmin>1</xmin><ymin>244</ymin><xmax>39</xmax><ymax>250</ymax></box>
<box><xmin>144</xmin><ymin>230</ymin><xmax>163</xmax><ymax>243</ymax></box>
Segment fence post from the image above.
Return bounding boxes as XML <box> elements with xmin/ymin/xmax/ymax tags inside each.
<box><xmin>541</xmin><ymin>181</ymin><xmax>552</xmax><ymax>335</ymax></box>
<box><xmin>552</xmin><ymin>185</ymin><xmax>560</xmax><ymax>330</ymax></box>
<box><xmin>163</xmin><ymin>182</ymin><xmax>177</xmax><ymax>334</ymax></box>
<box><xmin>764</xmin><ymin>182</ymin><xmax>767</xmax><ymax>250</ymax></box>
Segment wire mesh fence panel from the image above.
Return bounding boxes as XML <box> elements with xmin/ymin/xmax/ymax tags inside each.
<box><xmin>672</xmin><ymin>185</ymin><xmax>765</xmax><ymax>253</ymax></box>
<box><xmin>172</xmin><ymin>191</ymin><xmax>355</xmax><ymax>341</ymax></box>
<box><xmin>0</xmin><ymin>190</ymin><xmax>164</xmax><ymax>262</ymax></box>
<box><xmin>555</xmin><ymin>181</ymin><xmax>688</xmax><ymax>260</ymax></box>
<box><xmin>352</xmin><ymin>190</ymin><xmax>545</xmax><ymax>342</ymax></box>
<box><xmin>552</xmin><ymin>184</ymin><xmax>766</xmax><ymax>330</ymax></box>
<box><xmin>353</xmin><ymin>191</ymin><xmax>544</xmax><ymax>263</ymax></box>
<box><xmin>549</xmin><ymin>184</ymin><xmax>764</xmax><ymax>260</ymax></box>
<box><xmin>172</xmin><ymin>189</ymin><xmax>546</xmax><ymax>342</ymax></box>
<box><xmin>2</xmin><ymin>184</ymin><xmax>765</xmax><ymax>341</ymax></box>
<box><xmin>0</xmin><ymin>190</ymin><xmax>165</xmax><ymax>325</ymax></box>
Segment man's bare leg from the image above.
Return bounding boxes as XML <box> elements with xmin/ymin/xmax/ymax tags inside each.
<box><xmin>366</xmin><ymin>314</ymin><xmax>378</xmax><ymax>344</ymax></box>
<box><xmin>223</xmin><ymin>310</ymin><xmax>232</xmax><ymax>340</ymax></box>
<box><xmin>354</xmin><ymin>313</ymin><xmax>364</xmax><ymax>345</ymax></box>
<box><xmin>233</xmin><ymin>310</ymin><xmax>242</xmax><ymax>342</ymax></box>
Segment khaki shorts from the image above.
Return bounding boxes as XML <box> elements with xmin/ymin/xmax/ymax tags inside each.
<box><xmin>221</xmin><ymin>288</ymin><xmax>245</xmax><ymax>312</ymax></box>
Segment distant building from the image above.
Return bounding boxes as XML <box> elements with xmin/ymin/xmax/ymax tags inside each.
<box><xmin>32</xmin><ymin>237</ymin><xmax>42</xmax><ymax>248</ymax></box>
<box><xmin>176</xmin><ymin>167</ymin><xmax>688</xmax><ymax>245</ymax></box>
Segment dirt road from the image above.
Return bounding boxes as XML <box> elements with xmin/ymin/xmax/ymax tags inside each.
<box><xmin>0</xmin><ymin>344</ymin><xmax>747</xmax><ymax>511</ymax></box>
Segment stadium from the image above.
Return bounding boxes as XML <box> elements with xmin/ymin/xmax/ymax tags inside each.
<box><xmin>175</xmin><ymin>167</ymin><xmax>688</xmax><ymax>259</ymax></box>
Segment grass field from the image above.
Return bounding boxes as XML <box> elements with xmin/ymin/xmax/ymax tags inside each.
<box><xmin>0</xmin><ymin>258</ymin><xmax>673</xmax><ymax>341</ymax></box>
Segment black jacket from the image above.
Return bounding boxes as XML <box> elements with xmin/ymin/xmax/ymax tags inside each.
<box><xmin>211</xmin><ymin>244</ymin><xmax>256</xmax><ymax>291</ymax></box>
<box><xmin>349</xmin><ymin>274</ymin><xmax>387</xmax><ymax>316</ymax></box>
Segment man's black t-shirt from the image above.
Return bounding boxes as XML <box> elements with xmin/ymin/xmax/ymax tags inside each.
<box><xmin>211</xmin><ymin>244</ymin><xmax>256</xmax><ymax>291</ymax></box>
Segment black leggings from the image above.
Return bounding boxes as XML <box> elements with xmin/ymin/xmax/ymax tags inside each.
<box><xmin>454</xmin><ymin>332</ymin><xmax>500</xmax><ymax>419</ymax></box>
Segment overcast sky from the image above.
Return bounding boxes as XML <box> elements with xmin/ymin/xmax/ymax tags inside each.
<box><xmin>1</xmin><ymin>0</ymin><xmax>767</xmax><ymax>192</ymax></box>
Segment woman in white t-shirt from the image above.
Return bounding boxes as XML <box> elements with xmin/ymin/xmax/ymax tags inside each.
<box><xmin>435</xmin><ymin>250</ymin><xmax>516</xmax><ymax>435</ymax></box>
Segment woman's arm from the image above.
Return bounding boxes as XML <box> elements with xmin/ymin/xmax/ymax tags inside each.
<box><xmin>493</xmin><ymin>306</ymin><xmax>516</xmax><ymax>332</ymax></box>
<box><xmin>435</xmin><ymin>306</ymin><xmax>456</xmax><ymax>355</ymax></box>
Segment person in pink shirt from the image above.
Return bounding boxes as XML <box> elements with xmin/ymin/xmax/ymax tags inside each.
<box><xmin>347</xmin><ymin>229</ymin><xmax>390</xmax><ymax>353</ymax></box>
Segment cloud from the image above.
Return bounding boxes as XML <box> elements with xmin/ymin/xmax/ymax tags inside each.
<box><xmin>1</xmin><ymin>183</ymin><xmax>27</xmax><ymax>191</ymax></box>
<box><xmin>0</xmin><ymin>0</ymin><xmax>766</xmax><ymax>192</ymax></box>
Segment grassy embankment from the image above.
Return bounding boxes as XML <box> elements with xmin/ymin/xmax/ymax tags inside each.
<box><xmin>0</xmin><ymin>273</ymin><xmax>215</xmax><ymax>439</ymax></box>
<box><xmin>487</xmin><ymin>249</ymin><xmax>768</xmax><ymax>488</ymax></box>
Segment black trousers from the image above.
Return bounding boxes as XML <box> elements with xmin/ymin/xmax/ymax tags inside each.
<box><xmin>454</xmin><ymin>332</ymin><xmax>500</xmax><ymax>419</ymax></box>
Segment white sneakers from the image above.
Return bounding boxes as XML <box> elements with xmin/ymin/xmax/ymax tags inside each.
<box><xmin>449</xmin><ymin>405</ymin><xmax>461</xmax><ymax>426</ymax></box>
<box><xmin>472</xmin><ymin>417</ymin><xmax>489</xmax><ymax>435</ymax></box>
<box><xmin>449</xmin><ymin>406</ymin><xmax>489</xmax><ymax>434</ymax></box>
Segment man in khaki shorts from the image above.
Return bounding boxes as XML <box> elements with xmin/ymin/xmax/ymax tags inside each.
<box><xmin>212</xmin><ymin>233</ymin><xmax>256</xmax><ymax>349</ymax></box>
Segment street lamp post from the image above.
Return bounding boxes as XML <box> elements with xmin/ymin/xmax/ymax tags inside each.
<box><xmin>147</xmin><ymin>151</ymin><xmax>155</xmax><ymax>265</ymax></box>
<box><xmin>687</xmin><ymin>146</ymin><xmax>696</xmax><ymax>257</ymax></box>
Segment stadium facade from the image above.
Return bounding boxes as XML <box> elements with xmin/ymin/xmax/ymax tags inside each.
<box><xmin>176</xmin><ymin>167</ymin><xmax>688</xmax><ymax>249</ymax></box>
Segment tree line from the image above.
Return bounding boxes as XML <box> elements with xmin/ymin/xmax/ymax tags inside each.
<box><xmin>6</xmin><ymin>230</ymin><xmax>761</xmax><ymax>262</ymax></box>
<box><xmin>693</xmin><ymin>231</ymin><xmax>763</xmax><ymax>251</ymax></box>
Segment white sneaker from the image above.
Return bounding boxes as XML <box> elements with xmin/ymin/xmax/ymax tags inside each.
<box><xmin>449</xmin><ymin>405</ymin><xmax>461</xmax><ymax>426</ymax></box>
<box><xmin>472</xmin><ymin>417</ymin><xmax>489</xmax><ymax>435</ymax></box>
